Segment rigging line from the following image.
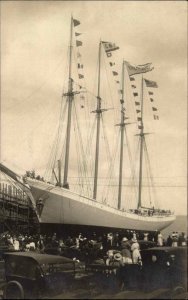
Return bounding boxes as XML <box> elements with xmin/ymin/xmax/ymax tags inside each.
<box><xmin>101</xmin><ymin>114</ymin><xmax>112</xmax><ymax>169</ymax></box>
<box><xmin>72</xmin><ymin>47</ymin><xmax>91</xmax><ymax>129</ymax></box>
<box><xmin>122</xmin><ymin>131</ymin><xmax>132</xmax><ymax>209</ymax></box>
<box><xmin>8</xmin><ymin>54</ymin><xmax>66</xmax><ymax>109</ymax></box>
<box><xmin>12</xmin><ymin>102</ymin><xmax>60</xmax><ymax>154</ymax></box>
<box><xmin>45</xmin><ymin>106</ymin><xmax>65</xmax><ymax>180</ymax></box>
<box><xmin>73</xmin><ymin>105</ymin><xmax>87</xmax><ymax>195</ymax></box>
<box><xmin>103</xmin><ymin>129</ymin><xmax>120</xmax><ymax>204</ymax></box>
<box><xmin>52</xmin><ymin>100</ymin><xmax>68</xmax><ymax>166</ymax></box>
<box><xmin>142</xmin><ymin>140</ymin><xmax>152</xmax><ymax>208</ymax></box>
<box><xmin>85</xmin><ymin>117</ymin><xmax>97</xmax><ymax>177</ymax></box>
<box><xmin>124</xmin><ymin>129</ymin><xmax>138</xmax><ymax>204</ymax></box>
<box><xmin>103</xmin><ymin>54</ymin><xmax>119</xmax><ymax>128</ymax></box>
<box><xmin>44</xmin><ymin>101</ymin><xmax>68</xmax><ymax>180</ymax></box>
<box><xmin>72</xmin><ymin>112</ymin><xmax>82</xmax><ymax>194</ymax></box>
<box><xmin>129</xmin><ymin>136</ymin><xmax>140</xmax><ymax>204</ymax></box>
<box><xmin>73</xmin><ymin>101</ymin><xmax>92</xmax><ymax>196</ymax></box>
<box><xmin>143</xmin><ymin>139</ymin><xmax>160</xmax><ymax>208</ymax></box>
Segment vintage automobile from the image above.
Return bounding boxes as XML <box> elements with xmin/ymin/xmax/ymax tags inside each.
<box><xmin>85</xmin><ymin>246</ymin><xmax>187</xmax><ymax>297</ymax></box>
<box><xmin>140</xmin><ymin>246</ymin><xmax>187</xmax><ymax>291</ymax></box>
<box><xmin>119</xmin><ymin>246</ymin><xmax>187</xmax><ymax>297</ymax></box>
<box><xmin>2</xmin><ymin>251</ymin><xmax>79</xmax><ymax>299</ymax></box>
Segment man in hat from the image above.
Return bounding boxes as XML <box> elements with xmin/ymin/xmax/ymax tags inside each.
<box><xmin>121</xmin><ymin>237</ymin><xmax>132</xmax><ymax>264</ymax></box>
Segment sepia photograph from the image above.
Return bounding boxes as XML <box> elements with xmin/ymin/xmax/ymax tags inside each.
<box><xmin>0</xmin><ymin>1</ymin><xmax>187</xmax><ymax>299</ymax></box>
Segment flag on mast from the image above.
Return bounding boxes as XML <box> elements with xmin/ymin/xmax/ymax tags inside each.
<box><xmin>152</xmin><ymin>107</ymin><xmax>158</xmax><ymax>111</ymax></box>
<box><xmin>125</xmin><ymin>61</ymin><xmax>154</xmax><ymax>76</ymax></box>
<box><xmin>73</xmin><ymin>19</ymin><xmax>80</xmax><ymax>27</ymax></box>
<box><xmin>144</xmin><ymin>79</ymin><xmax>158</xmax><ymax>88</ymax></box>
<box><xmin>102</xmin><ymin>41</ymin><xmax>119</xmax><ymax>52</ymax></box>
<box><xmin>102</xmin><ymin>41</ymin><xmax>119</xmax><ymax>57</ymax></box>
<box><xmin>78</xmin><ymin>74</ymin><xmax>84</xmax><ymax>79</ymax></box>
<box><xmin>76</xmin><ymin>40</ymin><xmax>83</xmax><ymax>47</ymax></box>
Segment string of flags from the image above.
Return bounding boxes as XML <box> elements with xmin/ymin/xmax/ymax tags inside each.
<box><xmin>144</xmin><ymin>78</ymin><xmax>159</xmax><ymax>120</ymax></box>
<box><xmin>123</xmin><ymin>61</ymin><xmax>160</xmax><ymax>127</ymax></box>
<box><xmin>101</xmin><ymin>41</ymin><xmax>122</xmax><ymax>103</ymax></box>
<box><xmin>73</xmin><ymin>18</ymin><xmax>85</xmax><ymax>108</ymax></box>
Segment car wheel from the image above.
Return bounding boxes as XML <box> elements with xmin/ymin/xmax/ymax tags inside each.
<box><xmin>171</xmin><ymin>286</ymin><xmax>185</xmax><ymax>298</ymax></box>
<box><xmin>3</xmin><ymin>281</ymin><xmax>24</xmax><ymax>299</ymax></box>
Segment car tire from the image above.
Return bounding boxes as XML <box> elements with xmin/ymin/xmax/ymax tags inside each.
<box><xmin>171</xmin><ymin>286</ymin><xmax>185</xmax><ymax>298</ymax></box>
<box><xmin>3</xmin><ymin>280</ymin><xmax>24</xmax><ymax>299</ymax></box>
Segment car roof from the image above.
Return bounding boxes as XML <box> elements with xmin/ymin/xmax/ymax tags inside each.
<box><xmin>141</xmin><ymin>246</ymin><xmax>187</xmax><ymax>253</ymax></box>
<box><xmin>3</xmin><ymin>252</ymin><xmax>74</xmax><ymax>265</ymax></box>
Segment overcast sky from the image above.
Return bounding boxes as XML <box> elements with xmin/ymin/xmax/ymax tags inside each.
<box><xmin>1</xmin><ymin>1</ymin><xmax>187</xmax><ymax>214</ymax></box>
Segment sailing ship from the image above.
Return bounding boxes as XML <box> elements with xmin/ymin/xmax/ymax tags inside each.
<box><xmin>25</xmin><ymin>17</ymin><xmax>175</xmax><ymax>232</ymax></box>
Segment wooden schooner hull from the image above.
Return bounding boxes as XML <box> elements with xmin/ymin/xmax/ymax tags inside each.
<box><xmin>27</xmin><ymin>178</ymin><xmax>175</xmax><ymax>232</ymax></box>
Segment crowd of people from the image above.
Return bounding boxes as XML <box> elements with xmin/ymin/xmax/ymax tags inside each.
<box><xmin>1</xmin><ymin>229</ymin><xmax>187</xmax><ymax>264</ymax></box>
<box><xmin>128</xmin><ymin>208</ymin><xmax>173</xmax><ymax>217</ymax></box>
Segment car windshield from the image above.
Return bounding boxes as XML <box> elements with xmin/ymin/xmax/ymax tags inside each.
<box><xmin>5</xmin><ymin>256</ymin><xmax>38</xmax><ymax>279</ymax></box>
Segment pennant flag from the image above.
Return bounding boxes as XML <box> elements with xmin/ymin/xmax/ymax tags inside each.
<box><xmin>150</xmin><ymin>98</ymin><xmax>154</xmax><ymax>102</ymax></box>
<box><xmin>112</xmin><ymin>71</ymin><xmax>118</xmax><ymax>76</ymax></box>
<box><xmin>136</xmin><ymin>109</ymin><xmax>141</xmax><ymax>113</ymax></box>
<box><xmin>131</xmin><ymin>85</ymin><xmax>136</xmax><ymax>89</ymax></box>
<box><xmin>102</xmin><ymin>41</ymin><xmax>119</xmax><ymax>53</ymax></box>
<box><xmin>130</xmin><ymin>77</ymin><xmax>135</xmax><ymax>81</ymax></box>
<box><xmin>144</xmin><ymin>79</ymin><xmax>158</xmax><ymax>88</ymax></box>
<box><xmin>77</xmin><ymin>52</ymin><xmax>81</xmax><ymax>58</ymax></box>
<box><xmin>133</xmin><ymin>92</ymin><xmax>138</xmax><ymax>97</ymax></box>
<box><xmin>75</xmin><ymin>32</ymin><xmax>81</xmax><ymax>36</ymax></box>
<box><xmin>125</xmin><ymin>61</ymin><xmax>154</xmax><ymax>76</ymax></box>
<box><xmin>73</xmin><ymin>19</ymin><xmax>80</xmax><ymax>27</ymax></box>
<box><xmin>152</xmin><ymin>107</ymin><xmax>158</xmax><ymax>111</ymax></box>
<box><xmin>154</xmin><ymin>115</ymin><xmax>159</xmax><ymax>120</ymax></box>
<box><xmin>78</xmin><ymin>63</ymin><xmax>83</xmax><ymax>69</ymax></box>
<box><xmin>137</xmin><ymin>117</ymin><xmax>142</xmax><ymax>121</ymax></box>
<box><xmin>135</xmin><ymin>101</ymin><xmax>140</xmax><ymax>106</ymax></box>
<box><xmin>76</xmin><ymin>40</ymin><xmax>82</xmax><ymax>47</ymax></box>
<box><xmin>109</xmin><ymin>62</ymin><xmax>115</xmax><ymax>67</ymax></box>
<box><xmin>78</xmin><ymin>74</ymin><xmax>84</xmax><ymax>79</ymax></box>
<box><xmin>148</xmin><ymin>91</ymin><xmax>153</xmax><ymax>95</ymax></box>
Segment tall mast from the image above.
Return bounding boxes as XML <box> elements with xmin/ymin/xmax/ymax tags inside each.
<box><xmin>58</xmin><ymin>160</ymin><xmax>62</xmax><ymax>186</ymax></box>
<box><xmin>138</xmin><ymin>75</ymin><xmax>144</xmax><ymax>208</ymax></box>
<box><xmin>93</xmin><ymin>41</ymin><xmax>102</xmax><ymax>199</ymax></box>
<box><xmin>63</xmin><ymin>16</ymin><xmax>74</xmax><ymax>189</ymax></box>
<box><xmin>117</xmin><ymin>61</ymin><xmax>126</xmax><ymax>210</ymax></box>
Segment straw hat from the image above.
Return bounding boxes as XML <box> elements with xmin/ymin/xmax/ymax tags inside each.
<box><xmin>122</xmin><ymin>237</ymin><xmax>128</xmax><ymax>242</ymax></box>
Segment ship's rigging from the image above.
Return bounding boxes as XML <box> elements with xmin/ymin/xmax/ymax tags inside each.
<box><xmin>39</xmin><ymin>17</ymin><xmax>165</xmax><ymax>212</ymax></box>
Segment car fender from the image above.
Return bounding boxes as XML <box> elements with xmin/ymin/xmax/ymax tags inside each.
<box><xmin>3</xmin><ymin>280</ymin><xmax>24</xmax><ymax>299</ymax></box>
